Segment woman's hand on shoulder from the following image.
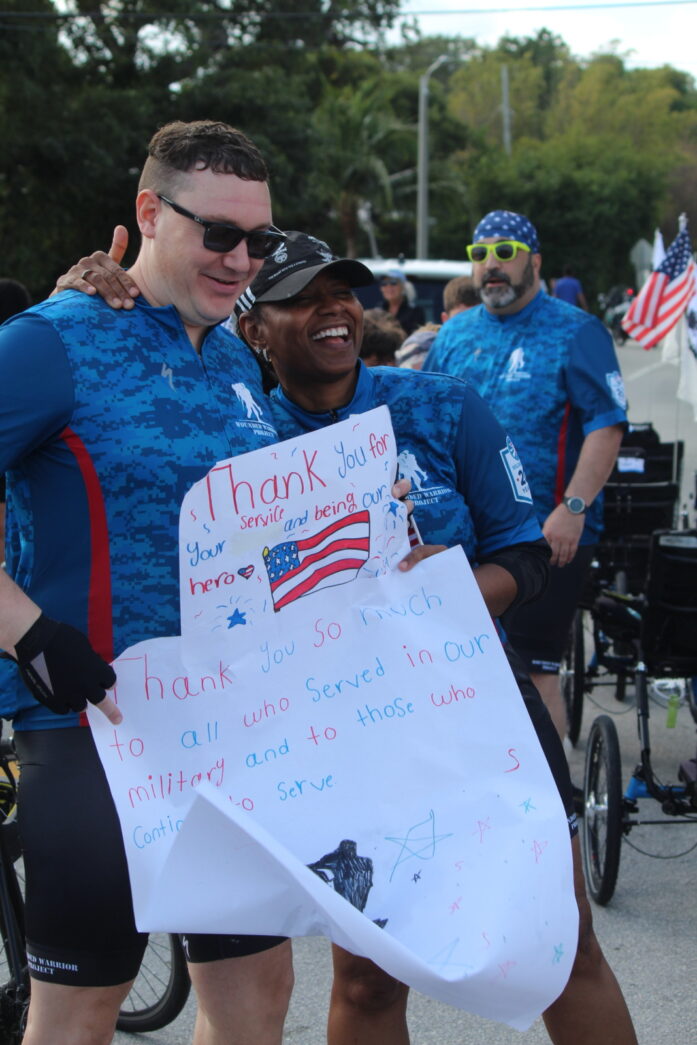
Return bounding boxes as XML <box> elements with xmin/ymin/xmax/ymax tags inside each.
<box><xmin>51</xmin><ymin>226</ymin><xmax>140</xmax><ymax>309</ymax></box>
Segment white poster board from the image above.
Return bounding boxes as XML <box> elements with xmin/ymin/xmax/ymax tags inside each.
<box><xmin>90</xmin><ymin>407</ymin><xmax>576</xmax><ymax>1029</ymax></box>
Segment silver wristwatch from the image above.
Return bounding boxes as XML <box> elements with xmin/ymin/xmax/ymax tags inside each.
<box><xmin>562</xmin><ymin>495</ymin><xmax>587</xmax><ymax>515</ymax></box>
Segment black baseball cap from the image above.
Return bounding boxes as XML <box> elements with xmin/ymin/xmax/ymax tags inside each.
<box><xmin>235</xmin><ymin>231</ymin><xmax>375</xmax><ymax>314</ymax></box>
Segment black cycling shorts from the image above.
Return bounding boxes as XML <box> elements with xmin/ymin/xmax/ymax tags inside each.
<box><xmin>504</xmin><ymin>644</ymin><xmax>577</xmax><ymax>839</ymax></box>
<box><xmin>503</xmin><ymin>545</ymin><xmax>596</xmax><ymax>674</ymax></box>
<box><xmin>182</xmin><ymin>932</ymin><xmax>288</xmax><ymax>963</ymax></box>
<box><xmin>14</xmin><ymin>727</ymin><xmax>287</xmax><ymax>987</ymax></box>
<box><xmin>14</xmin><ymin>727</ymin><xmax>149</xmax><ymax>986</ymax></box>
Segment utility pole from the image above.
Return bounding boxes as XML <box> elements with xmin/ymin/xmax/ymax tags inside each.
<box><xmin>501</xmin><ymin>64</ymin><xmax>512</xmax><ymax>156</ymax></box>
<box><xmin>416</xmin><ymin>54</ymin><xmax>449</xmax><ymax>259</ymax></box>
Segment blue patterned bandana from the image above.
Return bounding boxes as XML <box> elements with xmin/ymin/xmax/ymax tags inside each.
<box><xmin>472</xmin><ymin>211</ymin><xmax>540</xmax><ymax>253</ymax></box>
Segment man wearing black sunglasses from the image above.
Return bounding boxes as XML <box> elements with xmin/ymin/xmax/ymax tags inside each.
<box><xmin>425</xmin><ymin>210</ymin><xmax>627</xmax><ymax>743</ymax></box>
<box><xmin>0</xmin><ymin>119</ymin><xmax>295</xmax><ymax>1045</ymax></box>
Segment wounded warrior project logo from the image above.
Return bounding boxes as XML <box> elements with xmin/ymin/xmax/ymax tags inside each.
<box><xmin>397</xmin><ymin>449</ymin><xmax>428</xmax><ymax>491</ymax></box>
<box><xmin>231</xmin><ymin>382</ymin><xmax>265</xmax><ymax>422</ymax></box>
<box><xmin>500</xmin><ymin>437</ymin><xmax>533</xmax><ymax>504</ymax></box>
<box><xmin>605</xmin><ymin>370</ymin><xmax>627</xmax><ymax>410</ymax></box>
<box><xmin>504</xmin><ymin>347</ymin><xmax>531</xmax><ymax>382</ymax></box>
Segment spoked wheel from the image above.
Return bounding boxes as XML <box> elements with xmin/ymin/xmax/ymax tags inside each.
<box><xmin>116</xmin><ymin>933</ymin><xmax>190</xmax><ymax>1033</ymax></box>
<box><xmin>582</xmin><ymin>715</ymin><xmax>623</xmax><ymax>905</ymax></box>
<box><xmin>561</xmin><ymin>610</ymin><xmax>585</xmax><ymax>747</ymax></box>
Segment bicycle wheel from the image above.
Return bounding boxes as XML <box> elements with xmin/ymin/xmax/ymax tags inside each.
<box><xmin>561</xmin><ymin>610</ymin><xmax>585</xmax><ymax>747</ymax></box>
<box><xmin>582</xmin><ymin>715</ymin><xmax>623</xmax><ymax>905</ymax></box>
<box><xmin>0</xmin><ymin>821</ymin><xmax>28</xmax><ymax>1045</ymax></box>
<box><xmin>116</xmin><ymin>933</ymin><xmax>190</xmax><ymax>1032</ymax></box>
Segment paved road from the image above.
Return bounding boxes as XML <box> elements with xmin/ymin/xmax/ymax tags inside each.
<box><xmin>115</xmin><ymin>341</ymin><xmax>697</xmax><ymax>1044</ymax></box>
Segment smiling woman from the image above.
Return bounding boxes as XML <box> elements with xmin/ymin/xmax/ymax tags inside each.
<box><xmin>231</xmin><ymin>230</ymin><xmax>638</xmax><ymax>1045</ymax></box>
<box><xmin>237</xmin><ymin>232</ymin><xmax>373</xmax><ymax>410</ymax></box>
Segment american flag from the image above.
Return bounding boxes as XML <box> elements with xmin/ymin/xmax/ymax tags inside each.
<box><xmin>621</xmin><ymin>224</ymin><xmax>697</xmax><ymax>350</ymax></box>
<box><xmin>263</xmin><ymin>510</ymin><xmax>371</xmax><ymax>611</ymax></box>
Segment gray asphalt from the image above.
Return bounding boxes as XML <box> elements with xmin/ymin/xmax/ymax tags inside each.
<box><xmin>115</xmin><ymin>340</ymin><xmax>697</xmax><ymax>1044</ymax></box>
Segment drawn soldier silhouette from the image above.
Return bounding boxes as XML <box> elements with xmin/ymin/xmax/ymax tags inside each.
<box><xmin>308</xmin><ymin>839</ymin><xmax>374</xmax><ymax>913</ymax></box>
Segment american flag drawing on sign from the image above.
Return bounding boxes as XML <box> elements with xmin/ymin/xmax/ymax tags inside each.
<box><xmin>621</xmin><ymin>222</ymin><xmax>697</xmax><ymax>350</ymax></box>
<box><xmin>263</xmin><ymin>510</ymin><xmax>371</xmax><ymax>611</ymax></box>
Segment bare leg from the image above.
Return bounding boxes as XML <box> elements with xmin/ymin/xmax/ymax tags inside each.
<box><xmin>189</xmin><ymin>939</ymin><xmax>293</xmax><ymax>1045</ymax></box>
<box><xmin>542</xmin><ymin>835</ymin><xmax>637</xmax><ymax>1044</ymax></box>
<box><xmin>22</xmin><ymin>978</ymin><xmax>133</xmax><ymax>1045</ymax></box>
<box><xmin>532</xmin><ymin>670</ymin><xmax>567</xmax><ymax>742</ymax></box>
<box><xmin>328</xmin><ymin>944</ymin><xmax>409</xmax><ymax>1045</ymax></box>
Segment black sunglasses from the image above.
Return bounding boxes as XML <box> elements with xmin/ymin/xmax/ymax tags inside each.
<box><xmin>157</xmin><ymin>195</ymin><xmax>286</xmax><ymax>258</ymax></box>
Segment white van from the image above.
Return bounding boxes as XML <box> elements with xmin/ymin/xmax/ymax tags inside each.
<box><xmin>355</xmin><ymin>257</ymin><xmax>472</xmax><ymax>325</ymax></box>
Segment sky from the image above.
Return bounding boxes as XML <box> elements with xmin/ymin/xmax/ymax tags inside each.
<box><xmin>391</xmin><ymin>0</ymin><xmax>697</xmax><ymax>83</ymax></box>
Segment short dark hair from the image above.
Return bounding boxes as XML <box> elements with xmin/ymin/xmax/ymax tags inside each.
<box><xmin>360</xmin><ymin>309</ymin><xmax>405</xmax><ymax>364</ymax></box>
<box><xmin>138</xmin><ymin>120</ymin><xmax>269</xmax><ymax>195</ymax></box>
<box><xmin>0</xmin><ymin>278</ymin><xmax>31</xmax><ymax>324</ymax></box>
<box><xmin>443</xmin><ymin>276</ymin><xmax>479</xmax><ymax>314</ymax></box>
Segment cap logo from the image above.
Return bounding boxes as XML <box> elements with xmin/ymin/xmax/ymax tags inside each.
<box><xmin>272</xmin><ymin>242</ymin><xmax>288</xmax><ymax>263</ymax></box>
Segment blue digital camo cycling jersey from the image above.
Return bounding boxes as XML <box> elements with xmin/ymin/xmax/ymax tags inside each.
<box><xmin>424</xmin><ymin>291</ymin><xmax>628</xmax><ymax>543</ymax></box>
<box><xmin>270</xmin><ymin>362</ymin><xmax>542</xmax><ymax>561</ymax></box>
<box><xmin>0</xmin><ymin>291</ymin><xmax>277</xmax><ymax>729</ymax></box>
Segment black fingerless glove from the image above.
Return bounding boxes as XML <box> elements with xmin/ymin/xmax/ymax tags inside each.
<box><xmin>14</xmin><ymin>615</ymin><xmax>116</xmax><ymax>715</ymax></box>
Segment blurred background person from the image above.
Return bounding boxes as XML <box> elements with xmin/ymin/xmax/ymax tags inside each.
<box><xmin>395</xmin><ymin>323</ymin><xmax>440</xmax><ymax>370</ymax></box>
<box><xmin>359</xmin><ymin>308</ymin><xmax>404</xmax><ymax>366</ymax></box>
<box><xmin>0</xmin><ymin>279</ymin><xmax>31</xmax><ymax>323</ymax></box>
<box><xmin>441</xmin><ymin>274</ymin><xmax>479</xmax><ymax>322</ymax></box>
<box><xmin>378</xmin><ymin>268</ymin><xmax>424</xmax><ymax>335</ymax></box>
<box><xmin>553</xmin><ymin>265</ymin><xmax>588</xmax><ymax>311</ymax></box>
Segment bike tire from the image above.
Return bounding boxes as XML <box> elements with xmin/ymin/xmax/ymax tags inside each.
<box><xmin>561</xmin><ymin>610</ymin><xmax>585</xmax><ymax>747</ymax></box>
<box><xmin>582</xmin><ymin>715</ymin><xmax>623</xmax><ymax>905</ymax></box>
<box><xmin>0</xmin><ymin>818</ymin><xmax>29</xmax><ymax>1045</ymax></box>
<box><xmin>116</xmin><ymin>933</ymin><xmax>190</xmax><ymax>1033</ymax></box>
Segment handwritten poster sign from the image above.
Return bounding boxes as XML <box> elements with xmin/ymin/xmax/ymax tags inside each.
<box><xmin>90</xmin><ymin>408</ymin><xmax>577</xmax><ymax>1030</ymax></box>
<box><xmin>178</xmin><ymin>405</ymin><xmax>409</xmax><ymax>646</ymax></box>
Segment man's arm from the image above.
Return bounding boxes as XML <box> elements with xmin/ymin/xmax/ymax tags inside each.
<box><xmin>543</xmin><ymin>424</ymin><xmax>624</xmax><ymax>567</ymax></box>
<box><xmin>0</xmin><ymin>570</ymin><xmax>122</xmax><ymax>724</ymax></box>
<box><xmin>0</xmin><ymin>568</ymin><xmax>41</xmax><ymax>652</ymax></box>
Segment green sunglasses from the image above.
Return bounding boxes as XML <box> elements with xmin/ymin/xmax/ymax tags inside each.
<box><xmin>466</xmin><ymin>240</ymin><xmax>531</xmax><ymax>263</ymax></box>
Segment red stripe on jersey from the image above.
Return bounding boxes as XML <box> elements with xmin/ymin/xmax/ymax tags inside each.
<box><xmin>60</xmin><ymin>427</ymin><xmax>114</xmax><ymax>665</ymax></box>
<box><xmin>554</xmin><ymin>403</ymin><xmax>572</xmax><ymax>505</ymax></box>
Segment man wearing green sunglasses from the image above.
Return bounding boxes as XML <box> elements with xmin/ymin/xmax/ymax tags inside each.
<box><xmin>425</xmin><ymin>210</ymin><xmax>626</xmax><ymax>740</ymax></box>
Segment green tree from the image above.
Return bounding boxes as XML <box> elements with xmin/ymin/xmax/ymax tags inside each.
<box><xmin>308</xmin><ymin>80</ymin><xmax>414</xmax><ymax>256</ymax></box>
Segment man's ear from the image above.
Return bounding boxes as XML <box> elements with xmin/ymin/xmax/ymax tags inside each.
<box><xmin>135</xmin><ymin>190</ymin><xmax>160</xmax><ymax>239</ymax></box>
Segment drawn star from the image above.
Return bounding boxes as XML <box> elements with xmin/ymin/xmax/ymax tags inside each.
<box><xmin>387</xmin><ymin>500</ymin><xmax>400</xmax><ymax>517</ymax></box>
<box><xmin>227</xmin><ymin>609</ymin><xmax>247</xmax><ymax>628</ymax></box>
<box><xmin>520</xmin><ymin>797</ymin><xmax>536</xmax><ymax>814</ymax></box>
<box><xmin>552</xmin><ymin>944</ymin><xmax>564</xmax><ymax>964</ymax></box>
<box><xmin>385</xmin><ymin>809</ymin><xmax>453</xmax><ymax>881</ymax></box>
<box><xmin>531</xmin><ymin>839</ymin><xmax>548</xmax><ymax>863</ymax></box>
<box><xmin>472</xmin><ymin>817</ymin><xmax>491</xmax><ymax>843</ymax></box>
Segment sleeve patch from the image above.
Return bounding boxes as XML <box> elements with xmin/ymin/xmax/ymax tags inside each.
<box><xmin>500</xmin><ymin>436</ymin><xmax>533</xmax><ymax>504</ymax></box>
<box><xmin>606</xmin><ymin>370</ymin><xmax>627</xmax><ymax>410</ymax></box>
